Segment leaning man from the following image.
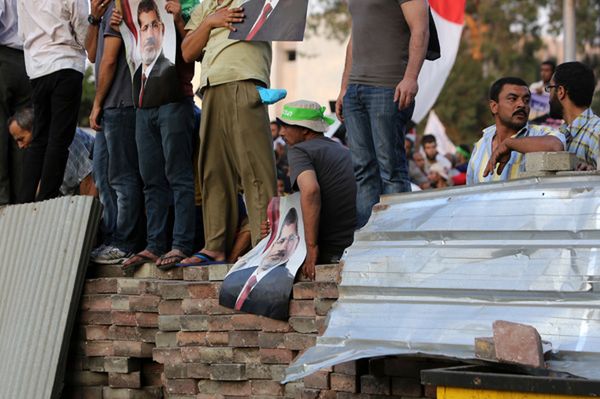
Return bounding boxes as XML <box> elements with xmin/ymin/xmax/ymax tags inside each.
<box><xmin>277</xmin><ymin>100</ymin><xmax>357</xmax><ymax>279</ymax></box>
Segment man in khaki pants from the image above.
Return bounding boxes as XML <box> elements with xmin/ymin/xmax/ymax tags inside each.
<box><xmin>180</xmin><ymin>0</ymin><xmax>276</xmax><ymax>264</ymax></box>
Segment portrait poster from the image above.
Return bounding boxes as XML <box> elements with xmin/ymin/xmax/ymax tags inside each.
<box><xmin>530</xmin><ymin>92</ymin><xmax>550</xmax><ymax>116</ymax></box>
<box><xmin>118</xmin><ymin>0</ymin><xmax>180</xmax><ymax>108</ymax></box>
<box><xmin>219</xmin><ymin>193</ymin><xmax>307</xmax><ymax>320</ymax></box>
<box><xmin>228</xmin><ymin>0</ymin><xmax>309</xmax><ymax>42</ymax></box>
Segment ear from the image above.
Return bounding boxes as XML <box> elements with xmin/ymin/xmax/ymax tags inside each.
<box><xmin>489</xmin><ymin>100</ymin><xmax>498</xmax><ymax>115</ymax></box>
<box><xmin>557</xmin><ymin>85</ymin><xmax>567</xmax><ymax>101</ymax></box>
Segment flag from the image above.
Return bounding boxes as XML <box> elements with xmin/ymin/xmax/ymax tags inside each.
<box><xmin>412</xmin><ymin>0</ymin><xmax>466</xmax><ymax>123</ymax></box>
<box><xmin>424</xmin><ymin>110</ymin><xmax>455</xmax><ymax>156</ymax></box>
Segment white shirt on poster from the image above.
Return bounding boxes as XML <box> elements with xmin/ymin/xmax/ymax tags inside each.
<box><xmin>17</xmin><ymin>0</ymin><xmax>88</xmax><ymax>79</ymax></box>
<box><xmin>247</xmin><ymin>0</ymin><xmax>280</xmax><ymax>34</ymax></box>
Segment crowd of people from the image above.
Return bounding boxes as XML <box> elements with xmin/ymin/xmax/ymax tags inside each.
<box><xmin>1</xmin><ymin>0</ymin><xmax>599</xmax><ymax>280</ymax></box>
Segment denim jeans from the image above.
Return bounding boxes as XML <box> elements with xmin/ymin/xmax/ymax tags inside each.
<box><xmin>136</xmin><ymin>98</ymin><xmax>195</xmax><ymax>255</ymax></box>
<box><xmin>104</xmin><ymin>106</ymin><xmax>143</xmax><ymax>253</ymax></box>
<box><xmin>343</xmin><ymin>84</ymin><xmax>414</xmax><ymax>228</ymax></box>
<box><xmin>93</xmin><ymin>130</ymin><xmax>117</xmax><ymax>244</ymax></box>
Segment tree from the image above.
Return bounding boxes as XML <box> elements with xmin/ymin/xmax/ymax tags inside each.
<box><xmin>78</xmin><ymin>66</ymin><xmax>95</xmax><ymax>128</ymax></box>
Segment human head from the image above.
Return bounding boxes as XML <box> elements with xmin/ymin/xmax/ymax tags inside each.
<box><xmin>549</xmin><ymin>61</ymin><xmax>596</xmax><ymax>120</ymax></box>
<box><xmin>138</xmin><ymin>0</ymin><xmax>164</xmax><ymax>66</ymax></box>
<box><xmin>455</xmin><ymin>144</ymin><xmax>471</xmax><ymax>165</ymax></box>
<box><xmin>276</xmin><ymin>169</ymin><xmax>286</xmax><ymax>196</ymax></box>
<box><xmin>270</xmin><ymin>121</ymin><xmax>280</xmax><ymax>140</ymax></box>
<box><xmin>404</xmin><ymin>133</ymin><xmax>415</xmax><ymax>156</ymax></box>
<box><xmin>259</xmin><ymin>208</ymin><xmax>299</xmax><ymax>271</ymax></box>
<box><xmin>8</xmin><ymin>107</ymin><xmax>34</xmax><ymax>149</ymax></box>
<box><xmin>540</xmin><ymin>60</ymin><xmax>556</xmax><ymax>84</ymax></box>
<box><xmin>489</xmin><ymin>77</ymin><xmax>530</xmax><ymax>132</ymax></box>
<box><xmin>428</xmin><ymin>163</ymin><xmax>448</xmax><ymax>186</ymax></box>
<box><xmin>277</xmin><ymin>100</ymin><xmax>334</xmax><ymax>146</ymax></box>
<box><xmin>413</xmin><ymin>151</ymin><xmax>425</xmax><ymax>171</ymax></box>
<box><xmin>421</xmin><ymin>134</ymin><xmax>438</xmax><ymax>161</ymax></box>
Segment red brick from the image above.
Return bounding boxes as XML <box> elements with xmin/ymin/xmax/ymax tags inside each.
<box><xmin>104</xmin><ymin>357</ymin><xmax>140</xmax><ymax>373</ymax></box>
<box><xmin>258</xmin><ymin>332</ymin><xmax>285</xmax><ymax>349</ymax></box>
<box><xmin>112</xmin><ymin>341</ymin><xmax>153</xmax><ymax>358</ymax></box>
<box><xmin>233</xmin><ymin>348</ymin><xmax>261</xmax><ymax>363</ymax></box>
<box><xmin>139</xmin><ymin>280</ymin><xmax>161</xmax><ymax>295</ymax></box>
<box><xmin>108</xmin><ymin>371</ymin><xmax>141</xmax><ymax>389</ymax></box>
<box><xmin>110</xmin><ymin>311</ymin><xmax>136</xmax><ymax>327</ymax></box>
<box><xmin>196</xmin><ymin>380</ymin><xmax>251</xmax><ymax>396</ymax></box>
<box><xmin>303</xmin><ymin>370</ymin><xmax>330</xmax><ymax>389</ymax></box>
<box><xmin>159</xmin><ymin>282</ymin><xmax>190</xmax><ymax>299</ymax></box>
<box><xmin>188</xmin><ymin>282</ymin><xmax>221</xmax><ymax>299</ymax></box>
<box><xmin>318</xmin><ymin>390</ymin><xmax>338</xmax><ymax>399</ymax></box>
<box><xmin>84</xmin><ymin>278</ymin><xmax>118</xmax><ymax>294</ymax></box>
<box><xmin>84</xmin><ymin>341</ymin><xmax>114</xmax><ymax>357</ymax></box>
<box><xmin>251</xmin><ymin>380</ymin><xmax>285</xmax><ymax>396</ymax></box>
<box><xmin>182</xmin><ymin>298</ymin><xmax>235</xmax><ymax>315</ymax></box>
<box><xmin>80</xmin><ymin>311</ymin><xmax>112</xmax><ymax>325</ymax></box>
<box><xmin>289</xmin><ymin>300</ymin><xmax>317</xmax><ymax>317</ymax></box>
<box><xmin>315</xmin><ymin>264</ymin><xmax>341</xmax><ymax>283</ymax></box>
<box><xmin>181</xmin><ymin>347</ymin><xmax>234</xmax><ymax>363</ymax></box>
<box><xmin>231</xmin><ymin>314</ymin><xmax>262</xmax><ymax>330</ymax></box>
<box><xmin>176</xmin><ymin>331</ymin><xmax>207</xmax><ymax>346</ymax></box>
<box><xmin>84</xmin><ymin>325</ymin><xmax>110</xmax><ymax>341</ymax></box>
<box><xmin>108</xmin><ymin>325</ymin><xmax>139</xmax><ymax>341</ymax></box>
<box><xmin>165</xmin><ymin>378</ymin><xmax>199</xmax><ymax>395</ymax></box>
<box><xmin>391</xmin><ymin>378</ymin><xmax>423</xmax><ymax>397</ymax></box>
<box><xmin>183</xmin><ymin>266</ymin><xmax>210</xmax><ymax>281</ymax></box>
<box><xmin>136</xmin><ymin>312</ymin><xmax>159</xmax><ymax>328</ymax></box>
<box><xmin>229</xmin><ymin>331</ymin><xmax>259</xmax><ymax>347</ymax></box>
<box><xmin>284</xmin><ymin>333</ymin><xmax>317</xmax><ymax>351</ymax></box>
<box><xmin>360</xmin><ymin>375</ymin><xmax>390</xmax><ymax>395</ymax></box>
<box><xmin>260</xmin><ymin>317</ymin><xmax>292</xmax><ymax>333</ymax></box>
<box><xmin>206</xmin><ymin>331</ymin><xmax>229</xmax><ymax>346</ymax></box>
<box><xmin>493</xmin><ymin>320</ymin><xmax>544</xmax><ymax>368</ymax></box>
<box><xmin>186</xmin><ymin>363</ymin><xmax>211</xmax><ymax>379</ymax></box>
<box><xmin>333</xmin><ymin>361</ymin><xmax>360</xmax><ymax>376</ymax></box>
<box><xmin>180</xmin><ymin>314</ymin><xmax>210</xmax><ymax>331</ymax></box>
<box><xmin>290</xmin><ymin>317</ymin><xmax>317</xmax><ymax>334</ymax></box>
<box><xmin>330</xmin><ymin>372</ymin><xmax>359</xmax><ymax>393</ymax></box>
<box><xmin>316</xmin><ymin>316</ymin><xmax>328</xmax><ymax>335</ymax></box>
<box><xmin>116</xmin><ymin>279</ymin><xmax>141</xmax><ymax>295</ymax></box>
<box><xmin>158</xmin><ymin>299</ymin><xmax>183</xmax><ymax>315</ymax></box>
<box><xmin>208</xmin><ymin>315</ymin><xmax>234</xmax><ymax>331</ymax></box>
<box><xmin>110</xmin><ymin>295</ymin><xmax>131</xmax><ymax>311</ymax></box>
<box><xmin>314</xmin><ymin>298</ymin><xmax>336</xmax><ymax>316</ymax></box>
<box><xmin>80</xmin><ymin>295</ymin><xmax>113</xmax><ymax>312</ymax></box>
<box><xmin>152</xmin><ymin>348</ymin><xmax>182</xmax><ymax>365</ymax></box>
<box><xmin>129</xmin><ymin>295</ymin><xmax>161</xmax><ymax>312</ymax></box>
<box><xmin>301</xmin><ymin>388</ymin><xmax>321</xmax><ymax>399</ymax></box>
<box><xmin>293</xmin><ymin>282</ymin><xmax>338</xmax><ymax>299</ymax></box>
<box><xmin>210</xmin><ymin>364</ymin><xmax>246</xmax><ymax>381</ymax></box>
<box><xmin>259</xmin><ymin>348</ymin><xmax>294</xmax><ymax>364</ymax></box>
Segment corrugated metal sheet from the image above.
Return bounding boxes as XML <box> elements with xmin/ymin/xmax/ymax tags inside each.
<box><xmin>0</xmin><ymin>196</ymin><xmax>101</xmax><ymax>399</ymax></box>
<box><xmin>285</xmin><ymin>175</ymin><xmax>600</xmax><ymax>382</ymax></box>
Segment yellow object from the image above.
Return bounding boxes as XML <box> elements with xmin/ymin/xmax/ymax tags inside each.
<box><xmin>438</xmin><ymin>386</ymin><xmax>593</xmax><ymax>399</ymax></box>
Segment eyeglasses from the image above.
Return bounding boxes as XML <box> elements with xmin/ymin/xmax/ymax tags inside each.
<box><xmin>544</xmin><ymin>85</ymin><xmax>558</xmax><ymax>93</ymax></box>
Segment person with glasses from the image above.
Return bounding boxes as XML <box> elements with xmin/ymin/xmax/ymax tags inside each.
<box><xmin>467</xmin><ymin>77</ymin><xmax>566</xmax><ymax>185</ymax></box>
<box><xmin>548</xmin><ymin>62</ymin><xmax>600</xmax><ymax>170</ymax></box>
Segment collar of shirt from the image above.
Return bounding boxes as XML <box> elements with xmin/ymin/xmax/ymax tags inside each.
<box><xmin>560</xmin><ymin>108</ymin><xmax>595</xmax><ymax>142</ymax></box>
<box><xmin>142</xmin><ymin>55</ymin><xmax>160</xmax><ymax>81</ymax></box>
<box><xmin>482</xmin><ymin>123</ymin><xmax>530</xmax><ymax>141</ymax></box>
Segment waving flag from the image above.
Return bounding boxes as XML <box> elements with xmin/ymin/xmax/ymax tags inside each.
<box><xmin>413</xmin><ymin>0</ymin><xmax>466</xmax><ymax>123</ymax></box>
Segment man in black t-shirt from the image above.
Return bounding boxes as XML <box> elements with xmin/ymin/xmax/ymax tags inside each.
<box><xmin>276</xmin><ymin>100</ymin><xmax>357</xmax><ymax>279</ymax></box>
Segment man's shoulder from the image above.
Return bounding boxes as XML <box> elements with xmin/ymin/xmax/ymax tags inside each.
<box><xmin>525</xmin><ymin>124</ymin><xmax>558</xmax><ymax>137</ymax></box>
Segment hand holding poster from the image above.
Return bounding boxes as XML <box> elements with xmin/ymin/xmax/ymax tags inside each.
<box><xmin>219</xmin><ymin>193</ymin><xmax>307</xmax><ymax>320</ymax></box>
<box><xmin>228</xmin><ymin>0</ymin><xmax>309</xmax><ymax>42</ymax></box>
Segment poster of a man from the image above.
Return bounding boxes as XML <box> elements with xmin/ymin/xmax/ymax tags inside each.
<box><xmin>220</xmin><ymin>194</ymin><xmax>306</xmax><ymax>320</ymax></box>
<box><xmin>119</xmin><ymin>0</ymin><xmax>180</xmax><ymax>107</ymax></box>
<box><xmin>229</xmin><ymin>0</ymin><xmax>309</xmax><ymax>42</ymax></box>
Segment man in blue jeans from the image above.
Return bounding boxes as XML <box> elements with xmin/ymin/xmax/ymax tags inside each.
<box><xmin>336</xmin><ymin>0</ymin><xmax>429</xmax><ymax>228</ymax></box>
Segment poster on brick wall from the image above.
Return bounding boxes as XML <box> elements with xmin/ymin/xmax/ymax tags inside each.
<box><xmin>228</xmin><ymin>0</ymin><xmax>309</xmax><ymax>42</ymax></box>
<box><xmin>219</xmin><ymin>193</ymin><xmax>307</xmax><ymax>320</ymax></box>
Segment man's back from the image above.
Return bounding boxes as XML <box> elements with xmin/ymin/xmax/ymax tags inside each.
<box><xmin>289</xmin><ymin>137</ymin><xmax>356</xmax><ymax>257</ymax></box>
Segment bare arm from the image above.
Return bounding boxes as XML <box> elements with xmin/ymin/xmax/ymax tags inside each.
<box><xmin>297</xmin><ymin>170</ymin><xmax>321</xmax><ymax>280</ymax></box>
<box><xmin>181</xmin><ymin>6</ymin><xmax>245</xmax><ymax>63</ymax></box>
<box><xmin>395</xmin><ymin>0</ymin><xmax>429</xmax><ymax>110</ymax></box>
<box><xmin>165</xmin><ymin>0</ymin><xmax>188</xmax><ymax>38</ymax></box>
<box><xmin>484</xmin><ymin>136</ymin><xmax>564</xmax><ymax>176</ymax></box>
<box><xmin>84</xmin><ymin>0</ymin><xmax>109</xmax><ymax>62</ymax></box>
<box><xmin>335</xmin><ymin>34</ymin><xmax>352</xmax><ymax>123</ymax></box>
<box><xmin>89</xmin><ymin>35</ymin><xmax>121</xmax><ymax>130</ymax></box>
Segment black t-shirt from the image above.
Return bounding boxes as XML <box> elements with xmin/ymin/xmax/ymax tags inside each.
<box><xmin>288</xmin><ymin>137</ymin><xmax>357</xmax><ymax>259</ymax></box>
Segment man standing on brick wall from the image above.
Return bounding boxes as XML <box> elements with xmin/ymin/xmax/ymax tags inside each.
<box><xmin>335</xmin><ymin>0</ymin><xmax>430</xmax><ymax>228</ymax></box>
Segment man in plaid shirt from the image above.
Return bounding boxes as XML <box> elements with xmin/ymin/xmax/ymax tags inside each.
<box><xmin>548</xmin><ymin>61</ymin><xmax>600</xmax><ymax>170</ymax></box>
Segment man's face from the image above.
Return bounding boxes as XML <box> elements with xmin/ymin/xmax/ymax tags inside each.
<box><xmin>548</xmin><ymin>77</ymin><xmax>564</xmax><ymax>119</ymax></box>
<box><xmin>279</xmin><ymin>124</ymin><xmax>305</xmax><ymax>146</ymax></box>
<box><xmin>413</xmin><ymin>152</ymin><xmax>425</xmax><ymax>170</ymax></box>
<box><xmin>270</xmin><ymin>123</ymin><xmax>280</xmax><ymax>140</ymax></box>
<box><xmin>490</xmin><ymin>84</ymin><xmax>530</xmax><ymax>131</ymax></box>
<box><xmin>9</xmin><ymin>121</ymin><xmax>32</xmax><ymax>149</ymax></box>
<box><xmin>540</xmin><ymin>64</ymin><xmax>554</xmax><ymax>84</ymax></box>
<box><xmin>277</xmin><ymin>179</ymin><xmax>285</xmax><ymax>196</ymax></box>
<box><xmin>428</xmin><ymin>170</ymin><xmax>441</xmax><ymax>184</ymax></box>
<box><xmin>259</xmin><ymin>222</ymin><xmax>299</xmax><ymax>272</ymax></box>
<box><xmin>139</xmin><ymin>10</ymin><xmax>164</xmax><ymax>66</ymax></box>
<box><xmin>423</xmin><ymin>142</ymin><xmax>437</xmax><ymax>161</ymax></box>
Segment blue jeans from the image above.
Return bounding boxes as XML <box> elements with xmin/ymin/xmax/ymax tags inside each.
<box><xmin>343</xmin><ymin>84</ymin><xmax>414</xmax><ymax>228</ymax></box>
<box><xmin>93</xmin><ymin>130</ymin><xmax>117</xmax><ymax>245</ymax></box>
<box><xmin>104</xmin><ymin>106</ymin><xmax>143</xmax><ymax>253</ymax></box>
<box><xmin>136</xmin><ymin>98</ymin><xmax>195</xmax><ymax>255</ymax></box>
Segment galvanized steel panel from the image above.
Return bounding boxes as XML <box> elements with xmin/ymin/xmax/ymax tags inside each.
<box><xmin>285</xmin><ymin>175</ymin><xmax>600</xmax><ymax>382</ymax></box>
<box><xmin>0</xmin><ymin>196</ymin><xmax>101</xmax><ymax>399</ymax></box>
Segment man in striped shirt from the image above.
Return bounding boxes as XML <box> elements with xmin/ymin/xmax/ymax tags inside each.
<box><xmin>467</xmin><ymin>77</ymin><xmax>565</xmax><ymax>185</ymax></box>
<box><xmin>548</xmin><ymin>62</ymin><xmax>600</xmax><ymax>170</ymax></box>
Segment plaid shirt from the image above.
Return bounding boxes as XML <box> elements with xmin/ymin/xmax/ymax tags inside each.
<box><xmin>61</xmin><ymin>128</ymin><xmax>94</xmax><ymax>195</ymax></box>
<box><xmin>560</xmin><ymin>108</ymin><xmax>600</xmax><ymax>169</ymax></box>
<box><xmin>467</xmin><ymin>124</ymin><xmax>566</xmax><ymax>185</ymax></box>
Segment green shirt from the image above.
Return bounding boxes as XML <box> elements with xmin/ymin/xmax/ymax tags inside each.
<box><xmin>185</xmin><ymin>0</ymin><xmax>272</xmax><ymax>93</ymax></box>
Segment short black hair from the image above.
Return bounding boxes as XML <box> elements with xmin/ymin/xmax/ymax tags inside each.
<box><xmin>138</xmin><ymin>0</ymin><xmax>162</xmax><ymax>25</ymax></box>
<box><xmin>282</xmin><ymin>207</ymin><xmax>298</xmax><ymax>228</ymax></box>
<box><xmin>489</xmin><ymin>77</ymin><xmax>529</xmax><ymax>102</ymax></box>
<box><xmin>554</xmin><ymin>62</ymin><xmax>596</xmax><ymax>108</ymax></box>
<box><xmin>421</xmin><ymin>134</ymin><xmax>437</xmax><ymax>145</ymax></box>
<box><xmin>8</xmin><ymin>107</ymin><xmax>34</xmax><ymax>131</ymax></box>
<box><xmin>542</xmin><ymin>60</ymin><xmax>556</xmax><ymax>72</ymax></box>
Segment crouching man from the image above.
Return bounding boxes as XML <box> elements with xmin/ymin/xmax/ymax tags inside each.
<box><xmin>276</xmin><ymin>100</ymin><xmax>357</xmax><ymax>279</ymax></box>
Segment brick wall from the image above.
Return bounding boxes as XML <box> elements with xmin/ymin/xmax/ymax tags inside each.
<box><xmin>64</xmin><ymin>263</ymin><xmax>444</xmax><ymax>399</ymax></box>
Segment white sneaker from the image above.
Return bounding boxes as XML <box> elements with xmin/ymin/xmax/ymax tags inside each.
<box><xmin>92</xmin><ymin>246</ymin><xmax>132</xmax><ymax>265</ymax></box>
<box><xmin>90</xmin><ymin>244</ymin><xmax>107</xmax><ymax>259</ymax></box>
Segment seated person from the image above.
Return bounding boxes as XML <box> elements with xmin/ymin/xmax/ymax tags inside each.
<box><xmin>467</xmin><ymin>77</ymin><xmax>566</xmax><ymax>184</ymax></box>
<box><xmin>548</xmin><ymin>61</ymin><xmax>600</xmax><ymax>170</ymax></box>
<box><xmin>428</xmin><ymin>163</ymin><xmax>450</xmax><ymax>189</ymax></box>
<box><xmin>276</xmin><ymin>100</ymin><xmax>357</xmax><ymax>279</ymax></box>
<box><xmin>9</xmin><ymin>108</ymin><xmax>97</xmax><ymax>197</ymax></box>
<box><xmin>422</xmin><ymin>134</ymin><xmax>451</xmax><ymax>174</ymax></box>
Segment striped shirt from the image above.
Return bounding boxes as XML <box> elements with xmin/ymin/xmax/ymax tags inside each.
<box><xmin>560</xmin><ymin>108</ymin><xmax>600</xmax><ymax>169</ymax></box>
<box><xmin>467</xmin><ymin>124</ymin><xmax>566</xmax><ymax>185</ymax></box>
<box><xmin>61</xmin><ymin>128</ymin><xmax>94</xmax><ymax>195</ymax></box>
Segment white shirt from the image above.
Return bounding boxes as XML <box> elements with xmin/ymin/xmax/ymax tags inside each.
<box><xmin>17</xmin><ymin>0</ymin><xmax>89</xmax><ymax>79</ymax></box>
<box><xmin>0</xmin><ymin>0</ymin><xmax>21</xmax><ymax>49</ymax></box>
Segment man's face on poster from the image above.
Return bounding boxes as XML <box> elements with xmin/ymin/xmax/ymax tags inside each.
<box><xmin>139</xmin><ymin>10</ymin><xmax>164</xmax><ymax>66</ymax></box>
<box><xmin>259</xmin><ymin>221</ymin><xmax>299</xmax><ymax>272</ymax></box>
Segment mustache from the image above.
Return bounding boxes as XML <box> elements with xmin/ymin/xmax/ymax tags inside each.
<box><xmin>512</xmin><ymin>109</ymin><xmax>527</xmax><ymax>117</ymax></box>
<box><xmin>144</xmin><ymin>37</ymin><xmax>157</xmax><ymax>48</ymax></box>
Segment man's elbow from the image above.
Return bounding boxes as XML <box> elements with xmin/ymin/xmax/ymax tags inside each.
<box><xmin>551</xmin><ymin>139</ymin><xmax>565</xmax><ymax>152</ymax></box>
<box><xmin>301</xmin><ymin>184</ymin><xmax>321</xmax><ymax>201</ymax></box>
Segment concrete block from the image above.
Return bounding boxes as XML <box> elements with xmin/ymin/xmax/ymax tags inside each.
<box><xmin>525</xmin><ymin>151</ymin><xmax>576</xmax><ymax>172</ymax></box>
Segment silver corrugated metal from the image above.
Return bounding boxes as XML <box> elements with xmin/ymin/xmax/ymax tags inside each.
<box><xmin>285</xmin><ymin>175</ymin><xmax>600</xmax><ymax>382</ymax></box>
<box><xmin>0</xmin><ymin>196</ymin><xmax>101</xmax><ymax>399</ymax></box>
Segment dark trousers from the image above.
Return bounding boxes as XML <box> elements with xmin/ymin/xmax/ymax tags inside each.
<box><xmin>19</xmin><ymin>69</ymin><xmax>83</xmax><ymax>203</ymax></box>
<box><xmin>0</xmin><ymin>45</ymin><xmax>31</xmax><ymax>204</ymax></box>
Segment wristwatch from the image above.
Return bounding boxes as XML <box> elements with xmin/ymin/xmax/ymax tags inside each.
<box><xmin>88</xmin><ymin>14</ymin><xmax>102</xmax><ymax>26</ymax></box>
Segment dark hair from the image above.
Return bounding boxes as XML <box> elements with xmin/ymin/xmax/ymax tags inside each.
<box><xmin>421</xmin><ymin>134</ymin><xmax>437</xmax><ymax>145</ymax></box>
<box><xmin>138</xmin><ymin>0</ymin><xmax>161</xmax><ymax>25</ymax></box>
<box><xmin>282</xmin><ymin>207</ymin><xmax>298</xmax><ymax>228</ymax></box>
<box><xmin>554</xmin><ymin>62</ymin><xmax>596</xmax><ymax>108</ymax></box>
<box><xmin>489</xmin><ymin>77</ymin><xmax>529</xmax><ymax>102</ymax></box>
<box><xmin>8</xmin><ymin>107</ymin><xmax>34</xmax><ymax>131</ymax></box>
<box><xmin>542</xmin><ymin>60</ymin><xmax>556</xmax><ymax>72</ymax></box>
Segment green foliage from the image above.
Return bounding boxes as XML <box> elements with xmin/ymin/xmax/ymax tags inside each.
<box><xmin>78</xmin><ymin>65</ymin><xmax>95</xmax><ymax>128</ymax></box>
